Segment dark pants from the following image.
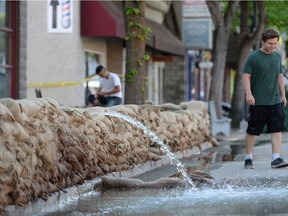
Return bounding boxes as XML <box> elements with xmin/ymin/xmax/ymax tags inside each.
<box><xmin>88</xmin><ymin>94</ymin><xmax>122</xmax><ymax>107</ymax></box>
<box><xmin>98</xmin><ymin>95</ymin><xmax>122</xmax><ymax>106</ymax></box>
<box><xmin>246</xmin><ymin>103</ymin><xmax>286</xmax><ymax>135</ymax></box>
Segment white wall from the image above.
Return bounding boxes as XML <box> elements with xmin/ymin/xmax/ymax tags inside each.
<box><xmin>26</xmin><ymin>1</ymin><xmax>85</xmax><ymax>106</ymax></box>
<box><xmin>145</xmin><ymin>1</ymin><xmax>171</xmax><ymax>23</ymax></box>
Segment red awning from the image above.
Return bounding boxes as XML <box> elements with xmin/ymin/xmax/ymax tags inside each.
<box><xmin>81</xmin><ymin>1</ymin><xmax>185</xmax><ymax>56</ymax></box>
<box><xmin>81</xmin><ymin>1</ymin><xmax>125</xmax><ymax>38</ymax></box>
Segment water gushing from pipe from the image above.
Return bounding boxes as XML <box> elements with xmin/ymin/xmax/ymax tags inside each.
<box><xmin>91</xmin><ymin>111</ymin><xmax>194</xmax><ymax>187</ymax></box>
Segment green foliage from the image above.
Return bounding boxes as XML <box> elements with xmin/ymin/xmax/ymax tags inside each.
<box><xmin>230</xmin><ymin>1</ymin><xmax>254</xmax><ymax>33</ymax></box>
<box><xmin>144</xmin><ymin>26</ymin><xmax>152</xmax><ymax>33</ymax></box>
<box><xmin>128</xmin><ymin>21</ymin><xmax>134</xmax><ymax>28</ymax></box>
<box><xmin>266</xmin><ymin>1</ymin><xmax>288</xmax><ymax>32</ymax></box>
<box><xmin>137</xmin><ymin>59</ymin><xmax>142</xmax><ymax>66</ymax></box>
<box><xmin>143</xmin><ymin>53</ymin><xmax>150</xmax><ymax>61</ymax></box>
<box><xmin>125</xmin><ymin>4</ymin><xmax>151</xmax><ymax>41</ymax></box>
<box><xmin>229</xmin><ymin>1</ymin><xmax>288</xmax><ymax>34</ymax></box>
<box><xmin>220</xmin><ymin>1</ymin><xmax>228</xmax><ymax>15</ymax></box>
<box><xmin>136</xmin><ymin>53</ymin><xmax>150</xmax><ymax>66</ymax></box>
<box><xmin>124</xmin><ymin>0</ymin><xmax>151</xmax><ymax>98</ymax></box>
<box><xmin>139</xmin><ymin>86</ymin><xmax>146</xmax><ymax>101</ymax></box>
<box><xmin>125</xmin><ymin>34</ymin><xmax>131</xmax><ymax>41</ymax></box>
<box><xmin>139</xmin><ymin>87</ymin><xmax>145</xmax><ymax>93</ymax></box>
<box><xmin>127</xmin><ymin>69</ymin><xmax>138</xmax><ymax>83</ymax></box>
<box><xmin>126</xmin><ymin>7</ymin><xmax>140</xmax><ymax>15</ymax></box>
<box><xmin>136</xmin><ymin>34</ymin><xmax>145</xmax><ymax>40</ymax></box>
<box><xmin>136</xmin><ymin>23</ymin><xmax>143</xmax><ymax>28</ymax></box>
<box><xmin>128</xmin><ymin>21</ymin><xmax>142</xmax><ymax>29</ymax></box>
<box><xmin>143</xmin><ymin>26</ymin><xmax>152</xmax><ymax>39</ymax></box>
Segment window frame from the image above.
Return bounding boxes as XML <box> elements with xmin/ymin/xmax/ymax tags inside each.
<box><xmin>0</xmin><ymin>1</ymin><xmax>18</xmax><ymax>98</ymax></box>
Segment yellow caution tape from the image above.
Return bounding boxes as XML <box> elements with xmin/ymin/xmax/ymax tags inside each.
<box><xmin>27</xmin><ymin>74</ymin><xmax>98</xmax><ymax>87</ymax></box>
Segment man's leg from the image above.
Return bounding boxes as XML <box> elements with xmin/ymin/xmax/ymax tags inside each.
<box><xmin>106</xmin><ymin>97</ymin><xmax>122</xmax><ymax>107</ymax></box>
<box><xmin>245</xmin><ymin>133</ymin><xmax>255</xmax><ymax>155</ymax></box>
<box><xmin>268</xmin><ymin>103</ymin><xmax>287</xmax><ymax>168</ymax></box>
<box><xmin>271</xmin><ymin>132</ymin><xmax>282</xmax><ymax>156</ymax></box>
<box><xmin>97</xmin><ymin>95</ymin><xmax>107</xmax><ymax>106</ymax></box>
<box><xmin>270</xmin><ymin>132</ymin><xmax>288</xmax><ymax>168</ymax></box>
<box><xmin>244</xmin><ymin>133</ymin><xmax>255</xmax><ymax>169</ymax></box>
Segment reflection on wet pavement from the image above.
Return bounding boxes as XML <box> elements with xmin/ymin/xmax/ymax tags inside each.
<box><xmin>41</xmin><ymin>185</ymin><xmax>288</xmax><ymax>216</ymax></box>
<box><xmin>41</xmin><ymin>137</ymin><xmax>288</xmax><ymax>216</ymax></box>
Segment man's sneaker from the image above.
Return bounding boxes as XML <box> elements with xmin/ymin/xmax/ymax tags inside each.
<box><xmin>244</xmin><ymin>159</ymin><xmax>254</xmax><ymax>169</ymax></box>
<box><xmin>271</xmin><ymin>158</ymin><xmax>288</xmax><ymax>168</ymax></box>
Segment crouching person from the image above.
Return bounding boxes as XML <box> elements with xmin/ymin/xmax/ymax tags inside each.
<box><xmin>88</xmin><ymin>65</ymin><xmax>123</xmax><ymax>107</ymax></box>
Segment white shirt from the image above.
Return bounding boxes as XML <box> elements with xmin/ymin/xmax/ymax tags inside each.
<box><xmin>99</xmin><ymin>72</ymin><xmax>123</xmax><ymax>98</ymax></box>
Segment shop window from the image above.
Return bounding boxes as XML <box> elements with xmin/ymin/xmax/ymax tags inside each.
<box><xmin>84</xmin><ymin>51</ymin><xmax>102</xmax><ymax>105</ymax></box>
<box><xmin>0</xmin><ymin>1</ymin><xmax>17</xmax><ymax>98</ymax></box>
<box><xmin>0</xmin><ymin>69</ymin><xmax>10</xmax><ymax>98</ymax></box>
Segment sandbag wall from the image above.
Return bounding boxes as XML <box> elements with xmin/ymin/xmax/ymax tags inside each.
<box><xmin>0</xmin><ymin>98</ymin><xmax>215</xmax><ymax>210</ymax></box>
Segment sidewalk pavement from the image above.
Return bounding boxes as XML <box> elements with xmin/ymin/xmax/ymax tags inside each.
<box><xmin>209</xmin><ymin>130</ymin><xmax>288</xmax><ymax>185</ymax></box>
<box><xmin>9</xmin><ymin>130</ymin><xmax>287</xmax><ymax>216</ymax></box>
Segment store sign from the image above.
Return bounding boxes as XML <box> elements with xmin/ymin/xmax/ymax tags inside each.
<box><xmin>183</xmin><ymin>18</ymin><xmax>213</xmax><ymax>49</ymax></box>
<box><xmin>183</xmin><ymin>0</ymin><xmax>210</xmax><ymax>18</ymax></box>
<box><xmin>47</xmin><ymin>0</ymin><xmax>73</xmax><ymax>33</ymax></box>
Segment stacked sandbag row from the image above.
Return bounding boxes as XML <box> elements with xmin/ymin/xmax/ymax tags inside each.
<box><xmin>0</xmin><ymin>98</ymin><xmax>64</xmax><ymax>208</ymax></box>
<box><xmin>106</xmin><ymin>102</ymin><xmax>213</xmax><ymax>152</ymax></box>
<box><xmin>0</xmin><ymin>98</ymin><xmax>214</xmax><ymax>210</ymax></box>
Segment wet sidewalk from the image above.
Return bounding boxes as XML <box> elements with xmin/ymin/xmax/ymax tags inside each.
<box><xmin>7</xmin><ymin>130</ymin><xmax>288</xmax><ymax>216</ymax></box>
<box><xmin>37</xmin><ymin>129</ymin><xmax>288</xmax><ymax>216</ymax></box>
<box><xmin>136</xmin><ymin>129</ymin><xmax>288</xmax><ymax>184</ymax></box>
<box><xmin>209</xmin><ymin>130</ymin><xmax>288</xmax><ymax>184</ymax></box>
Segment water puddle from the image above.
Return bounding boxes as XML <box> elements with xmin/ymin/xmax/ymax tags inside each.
<box><xmin>35</xmin><ymin>113</ymin><xmax>288</xmax><ymax>216</ymax></box>
<box><xmin>37</xmin><ymin>131</ymin><xmax>288</xmax><ymax>216</ymax></box>
<box><xmin>40</xmin><ymin>184</ymin><xmax>288</xmax><ymax>216</ymax></box>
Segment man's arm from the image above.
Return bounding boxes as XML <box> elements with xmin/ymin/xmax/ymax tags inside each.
<box><xmin>243</xmin><ymin>73</ymin><xmax>255</xmax><ymax>105</ymax></box>
<box><xmin>278</xmin><ymin>73</ymin><xmax>287</xmax><ymax>106</ymax></box>
<box><xmin>95</xmin><ymin>87</ymin><xmax>102</xmax><ymax>95</ymax></box>
<box><xmin>98</xmin><ymin>85</ymin><xmax>120</xmax><ymax>96</ymax></box>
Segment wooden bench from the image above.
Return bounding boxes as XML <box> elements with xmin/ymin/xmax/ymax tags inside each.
<box><xmin>208</xmin><ymin>101</ymin><xmax>231</xmax><ymax>137</ymax></box>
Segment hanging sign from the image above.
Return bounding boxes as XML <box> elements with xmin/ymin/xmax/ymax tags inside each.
<box><xmin>183</xmin><ymin>18</ymin><xmax>213</xmax><ymax>49</ymax></box>
<box><xmin>47</xmin><ymin>0</ymin><xmax>73</xmax><ymax>33</ymax></box>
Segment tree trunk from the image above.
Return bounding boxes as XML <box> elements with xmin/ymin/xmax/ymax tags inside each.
<box><xmin>230</xmin><ymin>1</ymin><xmax>266</xmax><ymax>128</ymax></box>
<box><xmin>230</xmin><ymin>38</ymin><xmax>254</xmax><ymax>128</ymax></box>
<box><xmin>209</xmin><ymin>26</ymin><xmax>228</xmax><ymax>117</ymax></box>
<box><xmin>206</xmin><ymin>0</ymin><xmax>240</xmax><ymax>117</ymax></box>
<box><xmin>123</xmin><ymin>1</ymin><xmax>147</xmax><ymax>105</ymax></box>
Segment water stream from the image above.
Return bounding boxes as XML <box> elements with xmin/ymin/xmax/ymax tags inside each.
<box><xmin>90</xmin><ymin>111</ymin><xmax>194</xmax><ymax>187</ymax></box>
<box><xmin>41</xmin><ymin>185</ymin><xmax>288</xmax><ymax>216</ymax></box>
<box><xmin>36</xmin><ymin>126</ymin><xmax>288</xmax><ymax>215</ymax></box>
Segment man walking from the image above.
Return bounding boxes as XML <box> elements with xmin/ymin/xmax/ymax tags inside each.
<box><xmin>243</xmin><ymin>28</ymin><xmax>287</xmax><ymax>169</ymax></box>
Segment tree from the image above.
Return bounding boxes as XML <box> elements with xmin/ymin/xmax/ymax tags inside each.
<box><xmin>230</xmin><ymin>1</ymin><xmax>267</xmax><ymax>128</ymax></box>
<box><xmin>206</xmin><ymin>0</ymin><xmax>239</xmax><ymax>117</ymax></box>
<box><xmin>266</xmin><ymin>1</ymin><xmax>288</xmax><ymax>33</ymax></box>
<box><xmin>122</xmin><ymin>1</ymin><xmax>150</xmax><ymax>104</ymax></box>
<box><xmin>265</xmin><ymin>1</ymin><xmax>288</xmax><ymax>62</ymax></box>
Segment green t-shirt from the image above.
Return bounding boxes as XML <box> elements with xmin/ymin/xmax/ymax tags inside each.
<box><xmin>242</xmin><ymin>49</ymin><xmax>282</xmax><ymax>105</ymax></box>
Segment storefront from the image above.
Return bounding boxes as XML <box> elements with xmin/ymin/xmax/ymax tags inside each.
<box><xmin>1</xmin><ymin>1</ymin><xmax>185</xmax><ymax>107</ymax></box>
<box><xmin>0</xmin><ymin>1</ymin><xmax>18</xmax><ymax>99</ymax></box>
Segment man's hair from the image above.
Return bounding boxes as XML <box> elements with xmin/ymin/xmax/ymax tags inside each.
<box><xmin>96</xmin><ymin>65</ymin><xmax>106</xmax><ymax>74</ymax></box>
<box><xmin>261</xmin><ymin>28</ymin><xmax>279</xmax><ymax>42</ymax></box>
